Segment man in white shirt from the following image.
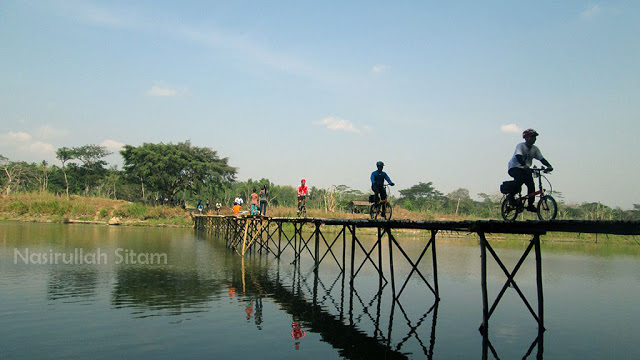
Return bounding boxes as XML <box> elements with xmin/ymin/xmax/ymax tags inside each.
<box><xmin>234</xmin><ymin>195</ymin><xmax>244</xmax><ymax>207</ymax></box>
<box><xmin>507</xmin><ymin>128</ymin><xmax>554</xmax><ymax>212</ymax></box>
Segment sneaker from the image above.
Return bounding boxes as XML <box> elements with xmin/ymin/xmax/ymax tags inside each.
<box><xmin>525</xmin><ymin>205</ymin><xmax>537</xmax><ymax>212</ymax></box>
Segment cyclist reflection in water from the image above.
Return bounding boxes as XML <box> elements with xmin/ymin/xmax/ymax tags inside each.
<box><xmin>245</xmin><ymin>300</ymin><xmax>254</xmax><ymax>320</ymax></box>
<box><xmin>254</xmin><ymin>298</ymin><xmax>263</xmax><ymax>330</ymax></box>
<box><xmin>371</xmin><ymin>161</ymin><xmax>395</xmax><ymax>218</ymax></box>
<box><xmin>291</xmin><ymin>320</ymin><xmax>306</xmax><ymax>350</ymax></box>
<box><xmin>507</xmin><ymin>128</ymin><xmax>554</xmax><ymax>212</ymax></box>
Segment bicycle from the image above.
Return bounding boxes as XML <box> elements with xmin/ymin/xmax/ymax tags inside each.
<box><xmin>297</xmin><ymin>196</ymin><xmax>307</xmax><ymax>217</ymax></box>
<box><xmin>370</xmin><ymin>184</ymin><xmax>393</xmax><ymax>220</ymax></box>
<box><xmin>500</xmin><ymin>166</ymin><xmax>557</xmax><ymax>221</ymax></box>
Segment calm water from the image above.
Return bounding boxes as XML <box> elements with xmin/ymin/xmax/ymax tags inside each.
<box><xmin>1</xmin><ymin>222</ymin><xmax>639</xmax><ymax>359</ymax></box>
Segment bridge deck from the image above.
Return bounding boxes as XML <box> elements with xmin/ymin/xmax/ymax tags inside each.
<box><xmin>194</xmin><ymin>215</ymin><xmax>640</xmax><ymax>235</ymax></box>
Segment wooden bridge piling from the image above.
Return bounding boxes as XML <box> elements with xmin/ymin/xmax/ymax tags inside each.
<box><xmin>194</xmin><ymin>214</ymin><xmax>640</xmax><ymax>333</ymax></box>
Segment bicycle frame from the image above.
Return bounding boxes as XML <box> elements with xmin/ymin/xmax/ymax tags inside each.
<box><xmin>372</xmin><ymin>184</ymin><xmax>391</xmax><ymax>205</ymax></box>
<box><xmin>517</xmin><ymin>168</ymin><xmax>551</xmax><ymax>202</ymax></box>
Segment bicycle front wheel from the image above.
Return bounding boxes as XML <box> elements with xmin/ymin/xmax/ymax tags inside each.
<box><xmin>501</xmin><ymin>197</ymin><xmax>518</xmax><ymax>221</ymax></box>
<box><xmin>537</xmin><ymin>195</ymin><xmax>557</xmax><ymax>220</ymax></box>
<box><xmin>383</xmin><ymin>203</ymin><xmax>393</xmax><ymax>220</ymax></box>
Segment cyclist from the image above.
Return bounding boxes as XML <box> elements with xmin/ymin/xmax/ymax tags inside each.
<box><xmin>371</xmin><ymin>161</ymin><xmax>395</xmax><ymax>217</ymax></box>
<box><xmin>297</xmin><ymin>178</ymin><xmax>310</xmax><ymax>213</ymax></box>
<box><xmin>507</xmin><ymin>128</ymin><xmax>554</xmax><ymax>212</ymax></box>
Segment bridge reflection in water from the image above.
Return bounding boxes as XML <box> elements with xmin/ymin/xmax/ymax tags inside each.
<box><xmin>232</xmin><ymin>254</ymin><xmax>437</xmax><ymax>359</ymax></box>
<box><xmin>196</xmin><ymin>215</ymin><xmax>640</xmax><ymax>359</ymax></box>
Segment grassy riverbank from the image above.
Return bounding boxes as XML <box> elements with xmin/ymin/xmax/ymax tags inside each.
<box><xmin>0</xmin><ymin>193</ymin><xmax>193</xmax><ymax>227</ymax></box>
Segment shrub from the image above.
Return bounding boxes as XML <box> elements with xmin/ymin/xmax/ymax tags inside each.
<box><xmin>113</xmin><ymin>203</ymin><xmax>147</xmax><ymax>219</ymax></box>
<box><xmin>71</xmin><ymin>202</ymin><xmax>96</xmax><ymax>217</ymax></box>
<box><xmin>98</xmin><ymin>209</ymin><xmax>110</xmax><ymax>218</ymax></box>
<box><xmin>30</xmin><ymin>200</ymin><xmax>70</xmax><ymax>216</ymax></box>
<box><xmin>9</xmin><ymin>201</ymin><xmax>29</xmax><ymax>215</ymax></box>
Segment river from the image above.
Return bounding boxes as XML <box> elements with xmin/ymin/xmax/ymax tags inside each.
<box><xmin>1</xmin><ymin>222</ymin><xmax>639</xmax><ymax>359</ymax></box>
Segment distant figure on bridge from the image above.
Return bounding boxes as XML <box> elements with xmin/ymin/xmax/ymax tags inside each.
<box><xmin>234</xmin><ymin>195</ymin><xmax>244</xmax><ymax>207</ymax></box>
<box><xmin>259</xmin><ymin>185</ymin><xmax>268</xmax><ymax>216</ymax></box>
<box><xmin>297</xmin><ymin>179</ymin><xmax>310</xmax><ymax>214</ymax></box>
<box><xmin>250</xmin><ymin>189</ymin><xmax>259</xmax><ymax>215</ymax></box>
<box><xmin>232</xmin><ymin>202</ymin><xmax>241</xmax><ymax>215</ymax></box>
<box><xmin>507</xmin><ymin>128</ymin><xmax>554</xmax><ymax>212</ymax></box>
<box><xmin>215</xmin><ymin>202</ymin><xmax>222</xmax><ymax>215</ymax></box>
<box><xmin>371</xmin><ymin>161</ymin><xmax>394</xmax><ymax>218</ymax></box>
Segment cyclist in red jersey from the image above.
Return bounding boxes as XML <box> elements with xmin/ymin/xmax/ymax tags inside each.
<box><xmin>297</xmin><ymin>179</ymin><xmax>310</xmax><ymax>214</ymax></box>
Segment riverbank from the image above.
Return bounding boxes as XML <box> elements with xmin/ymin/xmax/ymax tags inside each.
<box><xmin>0</xmin><ymin>193</ymin><xmax>193</xmax><ymax>227</ymax></box>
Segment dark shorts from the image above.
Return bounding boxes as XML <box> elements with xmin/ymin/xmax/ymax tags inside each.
<box><xmin>371</xmin><ymin>185</ymin><xmax>387</xmax><ymax>201</ymax></box>
<box><xmin>298</xmin><ymin>195</ymin><xmax>306</xmax><ymax>201</ymax></box>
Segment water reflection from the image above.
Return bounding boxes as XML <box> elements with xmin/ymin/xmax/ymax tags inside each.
<box><xmin>482</xmin><ymin>328</ymin><xmax>544</xmax><ymax>360</ymax></box>
<box><xmin>47</xmin><ymin>267</ymin><xmax>98</xmax><ymax>303</ymax></box>
<box><xmin>111</xmin><ymin>267</ymin><xmax>223</xmax><ymax>317</ymax></box>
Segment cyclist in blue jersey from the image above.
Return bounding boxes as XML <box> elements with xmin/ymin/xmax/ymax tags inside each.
<box><xmin>371</xmin><ymin>161</ymin><xmax>395</xmax><ymax>217</ymax></box>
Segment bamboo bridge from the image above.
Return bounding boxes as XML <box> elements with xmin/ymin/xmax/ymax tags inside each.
<box><xmin>194</xmin><ymin>214</ymin><xmax>640</xmax><ymax>357</ymax></box>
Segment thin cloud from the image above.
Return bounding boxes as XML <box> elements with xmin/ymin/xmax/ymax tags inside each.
<box><xmin>0</xmin><ymin>130</ymin><xmax>55</xmax><ymax>159</ymax></box>
<box><xmin>580</xmin><ymin>4</ymin><xmax>601</xmax><ymax>19</ymax></box>
<box><xmin>0</xmin><ymin>131</ymin><xmax>32</xmax><ymax>143</ymax></box>
<box><xmin>35</xmin><ymin>125</ymin><xmax>68</xmax><ymax>139</ymax></box>
<box><xmin>147</xmin><ymin>85</ymin><xmax>179</xmax><ymax>97</ymax></box>
<box><xmin>100</xmin><ymin>139</ymin><xmax>125</xmax><ymax>150</ymax></box>
<box><xmin>316</xmin><ymin>116</ymin><xmax>360</xmax><ymax>133</ymax></box>
<box><xmin>49</xmin><ymin>1</ymin><xmax>339</xmax><ymax>85</ymax></box>
<box><xmin>501</xmin><ymin>124</ymin><xmax>521</xmax><ymax>133</ymax></box>
<box><xmin>372</xmin><ymin>64</ymin><xmax>388</xmax><ymax>73</ymax></box>
<box><xmin>25</xmin><ymin>141</ymin><xmax>56</xmax><ymax>155</ymax></box>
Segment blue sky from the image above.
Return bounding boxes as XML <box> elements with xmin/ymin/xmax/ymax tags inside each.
<box><xmin>1</xmin><ymin>1</ymin><xmax>639</xmax><ymax>208</ymax></box>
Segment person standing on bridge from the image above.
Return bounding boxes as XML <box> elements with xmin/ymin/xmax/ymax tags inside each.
<box><xmin>371</xmin><ymin>161</ymin><xmax>395</xmax><ymax>218</ymax></box>
<box><xmin>507</xmin><ymin>128</ymin><xmax>554</xmax><ymax>212</ymax></box>
<box><xmin>250</xmin><ymin>189</ymin><xmax>259</xmax><ymax>215</ymax></box>
<box><xmin>259</xmin><ymin>185</ymin><xmax>268</xmax><ymax>216</ymax></box>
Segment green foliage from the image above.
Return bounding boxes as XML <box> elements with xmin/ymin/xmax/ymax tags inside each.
<box><xmin>99</xmin><ymin>209</ymin><xmax>110</xmax><ymax>218</ymax></box>
<box><xmin>113</xmin><ymin>203</ymin><xmax>147</xmax><ymax>219</ymax></box>
<box><xmin>121</xmin><ymin>141</ymin><xmax>236</xmax><ymax>201</ymax></box>
<box><xmin>70</xmin><ymin>202</ymin><xmax>95</xmax><ymax>217</ymax></box>
<box><xmin>8</xmin><ymin>201</ymin><xmax>29</xmax><ymax>215</ymax></box>
<box><xmin>29</xmin><ymin>200</ymin><xmax>70</xmax><ymax>216</ymax></box>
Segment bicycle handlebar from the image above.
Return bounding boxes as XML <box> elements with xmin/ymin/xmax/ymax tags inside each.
<box><xmin>530</xmin><ymin>166</ymin><xmax>552</xmax><ymax>174</ymax></box>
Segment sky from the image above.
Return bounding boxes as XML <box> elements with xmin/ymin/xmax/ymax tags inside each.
<box><xmin>1</xmin><ymin>1</ymin><xmax>639</xmax><ymax>209</ymax></box>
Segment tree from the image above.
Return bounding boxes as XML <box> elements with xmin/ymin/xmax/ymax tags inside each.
<box><xmin>398</xmin><ymin>182</ymin><xmax>443</xmax><ymax>201</ymax></box>
<box><xmin>56</xmin><ymin>147</ymin><xmax>74</xmax><ymax>199</ymax></box>
<box><xmin>121</xmin><ymin>141</ymin><xmax>236</xmax><ymax>201</ymax></box>
<box><xmin>73</xmin><ymin>145</ymin><xmax>112</xmax><ymax>195</ymax></box>
<box><xmin>397</xmin><ymin>181</ymin><xmax>445</xmax><ymax>211</ymax></box>
<box><xmin>1</xmin><ymin>156</ymin><xmax>29</xmax><ymax>195</ymax></box>
<box><xmin>446</xmin><ymin>188</ymin><xmax>471</xmax><ymax>216</ymax></box>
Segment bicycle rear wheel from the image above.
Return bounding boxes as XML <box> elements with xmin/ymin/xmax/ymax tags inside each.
<box><xmin>537</xmin><ymin>195</ymin><xmax>557</xmax><ymax>220</ymax></box>
<box><xmin>369</xmin><ymin>204</ymin><xmax>378</xmax><ymax>219</ymax></box>
<box><xmin>501</xmin><ymin>196</ymin><xmax>519</xmax><ymax>221</ymax></box>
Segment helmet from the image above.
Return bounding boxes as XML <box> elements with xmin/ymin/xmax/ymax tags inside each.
<box><xmin>376</xmin><ymin>161</ymin><xmax>384</xmax><ymax>167</ymax></box>
<box><xmin>522</xmin><ymin>128</ymin><xmax>539</xmax><ymax>138</ymax></box>
<box><xmin>301</xmin><ymin>178</ymin><xmax>306</xmax><ymax>182</ymax></box>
